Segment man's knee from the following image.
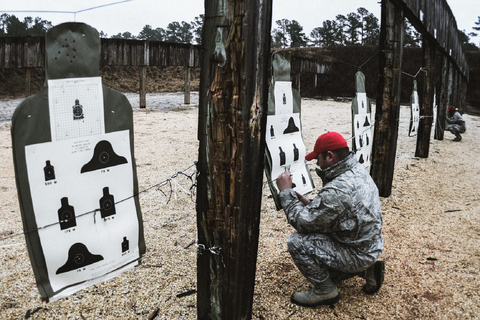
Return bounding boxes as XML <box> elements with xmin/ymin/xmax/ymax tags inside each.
<box><xmin>287</xmin><ymin>232</ymin><xmax>302</xmax><ymax>254</ymax></box>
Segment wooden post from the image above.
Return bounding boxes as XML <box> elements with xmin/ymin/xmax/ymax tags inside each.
<box><xmin>436</xmin><ymin>56</ymin><xmax>449</xmax><ymax>140</ymax></box>
<box><xmin>196</xmin><ymin>0</ymin><xmax>272</xmax><ymax>319</ymax></box>
<box><xmin>460</xmin><ymin>76</ymin><xmax>468</xmax><ymax>113</ymax></box>
<box><xmin>139</xmin><ymin>66</ymin><xmax>147</xmax><ymax>108</ymax></box>
<box><xmin>370</xmin><ymin>0</ymin><xmax>404</xmax><ymax>197</ymax></box>
<box><xmin>184</xmin><ymin>66</ymin><xmax>191</xmax><ymax>104</ymax></box>
<box><xmin>415</xmin><ymin>40</ymin><xmax>435</xmax><ymax>158</ymax></box>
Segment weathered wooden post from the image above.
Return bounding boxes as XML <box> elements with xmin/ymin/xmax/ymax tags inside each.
<box><xmin>139</xmin><ymin>41</ymin><xmax>149</xmax><ymax>108</ymax></box>
<box><xmin>184</xmin><ymin>66</ymin><xmax>191</xmax><ymax>104</ymax></box>
<box><xmin>436</xmin><ymin>56</ymin><xmax>449</xmax><ymax>140</ymax></box>
<box><xmin>196</xmin><ymin>0</ymin><xmax>272</xmax><ymax>319</ymax></box>
<box><xmin>184</xmin><ymin>45</ymin><xmax>194</xmax><ymax>105</ymax></box>
<box><xmin>415</xmin><ymin>40</ymin><xmax>435</xmax><ymax>158</ymax></box>
<box><xmin>371</xmin><ymin>0</ymin><xmax>404</xmax><ymax>197</ymax></box>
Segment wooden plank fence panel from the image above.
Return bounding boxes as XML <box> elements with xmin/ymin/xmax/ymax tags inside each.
<box><xmin>0</xmin><ymin>37</ymin><xmax>200</xmax><ymax>68</ymax></box>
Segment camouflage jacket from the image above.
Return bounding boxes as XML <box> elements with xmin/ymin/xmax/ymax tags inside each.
<box><xmin>279</xmin><ymin>153</ymin><xmax>384</xmax><ymax>258</ymax></box>
<box><xmin>446</xmin><ymin>111</ymin><xmax>466</xmax><ymax>132</ymax></box>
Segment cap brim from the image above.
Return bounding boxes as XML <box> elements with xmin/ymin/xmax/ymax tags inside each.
<box><xmin>305</xmin><ymin>151</ymin><xmax>317</xmax><ymax>161</ymax></box>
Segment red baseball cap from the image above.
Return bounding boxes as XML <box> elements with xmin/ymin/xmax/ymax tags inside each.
<box><xmin>447</xmin><ymin>106</ymin><xmax>456</xmax><ymax>112</ymax></box>
<box><xmin>305</xmin><ymin>132</ymin><xmax>348</xmax><ymax>161</ymax></box>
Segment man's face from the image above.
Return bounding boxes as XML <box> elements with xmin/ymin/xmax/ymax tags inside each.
<box><xmin>316</xmin><ymin>152</ymin><xmax>329</xmax><ymax>170</ymax></box>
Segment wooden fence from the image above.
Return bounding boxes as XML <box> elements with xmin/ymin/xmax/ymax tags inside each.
<box><xmin>0</xmin><ymin>37</ymin><xmax>201</xmax><ymax>106</ymax></box>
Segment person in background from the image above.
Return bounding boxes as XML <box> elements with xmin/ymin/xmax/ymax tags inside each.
<box><xmin>446</xmin><ymin>106</ymin><xmax>466</xmax><ymax>142</ymax></box>
<box><xmin>276</xmin><ymin>131</ymin><xmax>384</xmax><ymax>308</ymax></box>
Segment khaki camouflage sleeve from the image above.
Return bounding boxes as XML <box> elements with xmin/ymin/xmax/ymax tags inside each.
<box><xmin>279</xmin><ymin>188</ymin><xmax>346</xmax><ymax>233</ymax></box>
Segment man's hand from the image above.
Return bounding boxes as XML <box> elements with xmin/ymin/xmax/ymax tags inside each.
<box><xmin>276</xmin><ymin>171</ymin><xmax>292</xmax><ymax>191</ymax></box>
<box><xmin>295</xmin><ymin>191</ymin><xmax>311</xmax><ymax>205</ymax></box>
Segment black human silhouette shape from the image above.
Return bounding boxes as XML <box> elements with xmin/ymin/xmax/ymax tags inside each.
<box><xmin>72</xmin><ymin>99</ymin><xmax>84</xmax><ymax>120</ymax></box>
<box><xmin>301</xmin><ymin>174</ymin><xmax>306</xmax><ymax>185</ymax></box>
<box><xmin>293</xmin><ymin>143</ymin><xmax>299</xmax><ymax>161</ymax></box>
<box><xmin>122</xmin><ymin>236</ymin><xmax>129</xmax><ymax>253</ymax></box>
<box><xmin>44</xmin><ymin>160</ymin><xmax>55</xmax><ymax>181</ymax></box>
<box><xmin>99</xmin><ymin>187</ymin><xmax>116</xmax><ymax>218</ymax></box>
<box><xmin>363</xmin><ymin>115</ymin><xmax>370</xmax><ymax>127</ymax></box>
<box><xmin>56</xmin><ymin>243</ymin><xmax>104</xmax><ymax>274</ymax></box>
<box><xmin>270</xmin><ymin>125</ymin><xmax>275</xmax><ymax>138</ymax></box>
<box><xmin>359</xmin><ymin>154</ymin><xmax>364</xmax><ymax>164</ymax></box>
<box><xmin>279</xmin><ymin>147</ymin><xmax>286</xmax><ymax>166</ymax></box>
<box><xmin>359</xmin><ymin>135</ymin><xmax>363</xmax><ymax>148</ymax></box>
<box><xmin>366</xmin><ymin>134</ymin><xmax>370</xmax><ymax>146</ymax></box>
<box><xmin>283</xmin><ymin>117</ymin><xmax>299</xmax><ymax>134</ymax></box>
<box><xmin>282</xmin><ymin>93</ymin><xmax>287</xmax><ymax>105</ymax></box>
<box><xmin>81</xmin><ymin>140</ymin><xmax>127</xmax><ymax>173</ymax></box>
<box><xmin>58</xmin><ymin>197</ymin><xmax>76</xmax><ymax>230</ymax></box>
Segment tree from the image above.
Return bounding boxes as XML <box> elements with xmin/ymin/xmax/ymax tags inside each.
<box><xmin>470</xmin><ymin>16</ymin><xmax>480</xmax><ymax>38</ymax></box>
<box><xmin>111</xmin><ymin>31</ymin><xmax>135</xmax><ymax>39</ymax></box>
<box><xmin>404</xmin><ymin>20</ymin><xmax>421</xmax><ymax>47</ymax></box>
<box><xmin>345</xmin><ymin>12</ymin><xmax>362</xmax><ymax>45</ymax></box>
<box><xmin>192</xmin><ymin>14</ymin><xmax>204</xmax><ymax>45</ymax></box>
<box><xmin>0</xmin><ymin>14</ymin><xmax>52</xmax><ymax>37</ymax></box>
<box><xmin>287</xmin><ymin>20</ymin><xmax>308</xmax><ymax>47</ymax></box>
<box><xmin>335</xmin><ymin>14</ymin><xmax>348</xmax><ymax>45</ymax></box>
<box><xmin>137</xmin><ymin>25</ymin><xmax>165</xmax><ymax>41</ymax></box>
<box><xmin>271</xmin><ymin>19</ymin><xmax>289</xmax><ymax>48</ymax></box>
<box><xmin>165</xmin><ymin>21</ymin><xmax>193</xmax><ymax>43</ymax></box>
<box><xmin>310</xmin><ymin>27</ymin><xmax>323</xmax><ymax>47</ymax></box>
<box><xmin>363</xmin><ymin>12</ymin><xmax>380</xmax><ymax>46</ymax></box>
<box><xmin>356</xmin><ymin>7</ymin><xmax>379</xmax><ymax>46</ymax></box>
<box><xmin>271</xmin><ymin>19</ymin><xmax>307</xmax><ymax>48</ymax></box>
<box><xmin>459</xmin><ymin>29</ymin><xmax>479</xmax><ymax>51</ymax></box>
<box><xmin>309</xmin><ymin>20</ymin><xmax>339</xmax><ymax>47</ymax></box>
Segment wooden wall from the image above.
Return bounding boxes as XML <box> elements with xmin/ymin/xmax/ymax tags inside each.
<box><xmin>0</xmin><ymin>37</ymin><xmax>201</xmax><ymax>69</ymax></box>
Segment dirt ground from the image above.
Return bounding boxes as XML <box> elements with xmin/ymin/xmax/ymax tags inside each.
<box><xmin>0</xmin><ymin>94</ymin><xmax>479</xmax><ymax>319</ymax></box>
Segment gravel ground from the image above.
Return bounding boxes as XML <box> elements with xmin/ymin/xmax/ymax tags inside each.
<box><xmin>1</xmin><ymin>94</ymin><xmax>479</xmax><ymax>319</ymax></box>
<box><xmin>0</xmin><ymin>91</ymin><xmax>199</xmax><ymax>122</ymax></box>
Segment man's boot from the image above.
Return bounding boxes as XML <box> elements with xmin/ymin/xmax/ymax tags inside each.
<box><xmin>453</xmin><ymin>132</ymin><xmax>462</xmax><ymax>141</ymax></box>
<box><xmin>361</xmin><ymin>260</ymin><xmax>385</xmax><ymax>294</ymax></box>
<box><xmin>290</xmin><ymin>278</ymin><xmax>340</xmax><ymax>307</ymax></box>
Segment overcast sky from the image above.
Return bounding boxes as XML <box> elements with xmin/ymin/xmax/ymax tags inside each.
<box><xmin>2</xmin><ymin>0</ymin><xmax>479</xmax><ymax>44</ymax></box>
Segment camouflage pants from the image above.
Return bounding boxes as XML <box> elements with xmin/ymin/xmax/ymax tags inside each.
<box><xmin>446</xmin><ymin>124</ymin><xmax>465</xmax><ymax>134</ymax></box>
<box><xmin>287</xmin><ymin>232</ymin><xmax>375</xmax><ymax>288</ymax></box>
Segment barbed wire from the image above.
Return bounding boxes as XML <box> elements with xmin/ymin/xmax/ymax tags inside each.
<box><xmin>0</xmin><ymin>163</ymin><xmax>198</xmax><ymax>245</ymax></box>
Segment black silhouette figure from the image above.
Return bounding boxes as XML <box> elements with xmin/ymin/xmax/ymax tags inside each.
<box><xmin>301</xmin><ymin>174</ymin><xmax>306</xmax><ymax>185</ymax></box>
<box><xmin>56</xmin><ymin>243</ymin><xmax>103</xmax><ymax>274</ymax></box>
<box><xmin>282</xmin><ymin>93</ymin><xmax>287</xmax><ymax>105</ymax></box>
<box><xmin>359</xmin><ymin>135</ymin><xmax>363</xmax><ymax>148</ymax></box>
<box><xmin>122</xmin><ymin>236</ymin><xmax>129</xmax><ymax>253</ymax></box>
<box><xmin>279</xmin><ymin>147</ymin><xmax>286</xmax><ymax>166</ymax></box>
<box><xmin>366</xmin><ymin>135</ymin><xmax>369</xmax><ymax>146</ymax></box>
<box><xmin>283</xmin><ymin>117</ymin><xmax>299</xmax><ymax>134</ymax></box>
<box><xmin>44</xmin><ymin>160</ymin><xmax>56</xmax><ymax>181</ymax></box>
<box><xmin>58</xmin><ymin>197</ymin><xmax>76</xmax><ymax>230</ymax></box>
<box><xmin>270</xmin><ymin>125</ymin><xmax>275</xmax><ymax>138</ymax></box>
<box><xmin>81</xmin><ymin>140</ymin><xmax>127</xmax><ymax>173</ymax></box>
<box><xmin>359</xmin><ymin>154</ymin><xmax>364</xmax><ymax>164</ymax></box>
<box><xmin>357</xmin><ymin>121</ymin><xmax>360</xmax><ymax>129</ymax></box>
<box><xmin>363</xmin><ymin>115</ymin><xmax>370</xmax><ymax>127</ymax></box>
<box><xmin>293</xmin><ymin>143</ymin><xmax>299</xmax><ymax>161</ymax></box>
<box><xmin>72</xmin><ymin>99</ymin><xmax>84</xmax><ymax>120</ymax></box>
<box><xmin>99</xmin><ymin>187</ymin><xmax>116</xmax><ymax>218</ymax></box>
